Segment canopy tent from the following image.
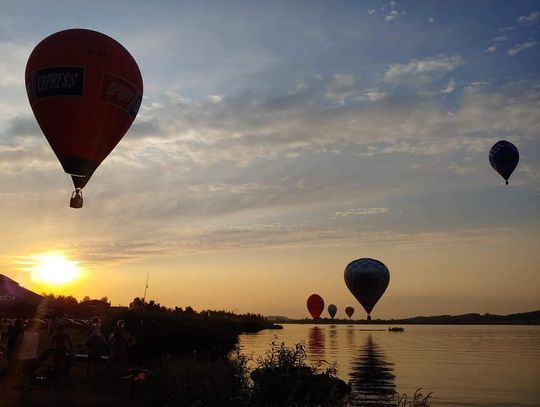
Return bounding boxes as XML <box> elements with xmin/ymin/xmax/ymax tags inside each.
<box><xmin>0</xmin><ymin>274</ymin><xmax>43</xmax><ymax>317</ymax></box>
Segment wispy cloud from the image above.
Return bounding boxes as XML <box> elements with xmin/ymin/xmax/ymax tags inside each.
<box><xmin>383</xmin><ymin>54</ymin><xmax>464</xmax><ymax>84</ymax></box>
<box><xmin>440</xmin><ymin>79</ymin><xmax>456</xmax><ymax>94</ymax></box>
<box><xmin>498</xmin><ymin>26</ymin><xmax>514</xmax><ymax>32</ymax></box>
<box><xmin>364</xmin><ymin>89</ymin><xmax>386</xmax><ymax>101</ymax></box>
<box><xmin>428</xmin><ymin>17</ymin><xmax>435</xmax><ymax>24</ymax></box>
<box><xmin>385</xmin><ymin>10</ymin><xmax>400</xmax><ymax>22</ymax></box>
<box><xmin>334</xmin><ymin>207</ymin><xmax>390</xmax><ymax>217</ymax></box>
<box><xmin>486</xmin><ymin>45</ymin><xmax>497</xmax><ymax>53</ymax></box>
<box><xmin>383</xmin><ymin>1</ymin><xmax>404</xmax><ymax>22</ymax></box>
<box><xmin>507</xmin><ymin>41</ymin><xmax>538</xmax><ymax>56</ymax></box>
<box><xmin>517</xmin><ymin>10</ymin><xmax>540</xmax><ymax>23</ymax></box>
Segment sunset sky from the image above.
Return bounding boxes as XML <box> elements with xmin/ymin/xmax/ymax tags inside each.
<box><xmin>1</xmin><ymin>1</ymin><xmax>539</xmax><ymax>319</ymax></box>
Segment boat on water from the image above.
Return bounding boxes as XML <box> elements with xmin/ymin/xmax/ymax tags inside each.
<box><xmin>388</xmin><ymin>327</ymin><xmax>404</xmax><ymax>332</ymax></box>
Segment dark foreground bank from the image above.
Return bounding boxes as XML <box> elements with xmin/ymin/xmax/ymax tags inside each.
<box><xmin>0</xmin><ymin>301</ymin><xmax>432</xmax><ymax>406</ymax></box>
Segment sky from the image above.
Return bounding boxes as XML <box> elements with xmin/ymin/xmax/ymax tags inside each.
<box><xmin>0</xmin><ymin>0</ymin><xmax>539</xmax><ymax>319</ymax></box>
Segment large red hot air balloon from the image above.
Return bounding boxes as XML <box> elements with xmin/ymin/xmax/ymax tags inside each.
<box><xmin>25</xmin><ymin>29</ymin><xmax>143</xmax><ymax>208</ymax></box>
<box><xmin>307</xmin><ymin>294</ymin><xmax>324</xmax><ymax>319</ymax></box>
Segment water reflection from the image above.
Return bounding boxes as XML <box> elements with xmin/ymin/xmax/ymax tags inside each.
<box><xmin>328</xmin><ymin>325</ymin><xmax>338</xmax><ymax>357</ymax></box>
<box><xmin>349</xmin><ymin>334</ymin><xmax>395</xmax><ymax>403</ymax></box>
<box><xmin>308</xmin><ymin>326</ymin><xmax>325</xmax><ymax>360</ymax></box>
<box><xmin>346</xmin><ymin>325</ymin><xmax>356</xmax><ymax>348</ymax></box>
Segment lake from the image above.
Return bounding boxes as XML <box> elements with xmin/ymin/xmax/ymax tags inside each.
<box><xmin>239</xmin><ymin>324</ymin><xmax>540</xmax><ymax>406</ymax></box>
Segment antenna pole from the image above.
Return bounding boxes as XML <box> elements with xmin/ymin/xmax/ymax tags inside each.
<box><xmin>143</xmin><ymin>272</ymin><xmax>149</xmax><ymax>304</ymax></box>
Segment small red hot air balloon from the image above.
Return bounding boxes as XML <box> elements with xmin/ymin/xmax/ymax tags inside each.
<box><xmin>345</xmin><ymin>306</ymin><xmax>355</xmax><ymax>319</ymax></box>
<box><xmin>307</xmin><ymin>294</ymin><xmax>324</xmax><ymax>319</ymax></box>
<box><xmin>25</xmin><ymin>29</ymin><xmax>143</xmax><ymax>208</ymax></box>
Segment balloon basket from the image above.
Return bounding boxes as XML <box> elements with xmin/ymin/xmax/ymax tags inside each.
<box><xmin>70</xmin><ymin>189</ymin><xmax>83</xmax><ymax>209</ymax></box>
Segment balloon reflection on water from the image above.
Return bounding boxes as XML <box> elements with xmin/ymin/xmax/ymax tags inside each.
<box><xmin>308</xmin><ymin>326</ymin><xmax>326</xmax><ymax>360</ymax></box>
<box><xmin>349</xmin><ymin>334</ymin><xmax>396</xmax><ymax>403</ymax></box>
<box><xmin>328</xmin><ymin>325</ymin><xmax>338</xmax><ymax>357</ymax></box>
<box><xmin>346</xmin><ymin>325</ymin><xmax>356</xmax><ymax>349</ymax></box>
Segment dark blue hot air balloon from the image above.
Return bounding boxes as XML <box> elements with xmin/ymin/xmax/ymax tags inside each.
<box><xmin>328</xmin><ymin>304</ymin><xmax>337</xmax><ymax>319</ymax></box>
<box><xmin>344</xmin><ymin>258</ymin><xmax>389</xmax><ymax>321</ymax></box>
<box><xmin>489</xmin><ymin>140</ymin><xmax>519</xmax><ymax>185</ymax></box>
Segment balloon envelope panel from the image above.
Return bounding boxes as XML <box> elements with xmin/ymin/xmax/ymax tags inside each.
<box><xmin>25</xmin><ymin>29</ymin><xmax>143</xmax><ymax>188</ymax></box>
<box><xmin>344</xmin><ymin>258</ymin><xmax>389</xmax><ymax>315</ymax></box>
<box><xmin>307</xmin><ymin>294</ymin><xmax>325</xmax><ymax>319</ymax></box>
<box><xmin>489</xmin><ymin>140</ymin><xmax>519</xmax><ymax>183</ymax></box>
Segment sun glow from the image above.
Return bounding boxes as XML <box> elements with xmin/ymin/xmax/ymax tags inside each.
<box><xmin>28</xmin><ymin>254</ymin><xmax>82</xmax><ymax>287</ymax></box>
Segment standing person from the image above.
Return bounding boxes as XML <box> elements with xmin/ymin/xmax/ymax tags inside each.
<box><xmin>88</xmin><ymin>317</ymin><xmax>101</xmax><ymax>337</ymax></box>
<box><xmin>86</xmin><ymin>317</ymin><xmax>106</xmax><ymax>382</ymax></box>
<box><xmin>6</xmin><ymin>319</ymin><xmax>23</xmax><ymax>364</ymax></box>
<box><xmin>51</xmin><ymin>324</ymin><xmax>73</xmax><ymax>372</ymax></box>
<box><xmin>108</xmin><ymin>320</ymin><xmax>129</xmax><ymax>377</ymax></box>
<box><xmin>47</xmin><ymin>317</ymin><xmax>55</xmax><ymax>335</ymax></box>
<box><xmin>1</xmin><ymin>318</ymin><xmax>10</xmax><ymax>344</ymax></box>
<box><xmin>11</xmin><ymin>320</ymin><xmax>40</xmax><ymax>389</ymax></box>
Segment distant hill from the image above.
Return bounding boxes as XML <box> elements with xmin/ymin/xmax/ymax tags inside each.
<box><xmin>280</xmin><ymin>310</ymin><xmax>540</xmax><ymax>325</ymax></box>
<box><xmin>386</xmin><ymin>310</ymin><xmax>540</xmax><ymax>325</ymax></box>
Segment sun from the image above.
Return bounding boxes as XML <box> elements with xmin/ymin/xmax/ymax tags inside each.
<box><xmin>28</xmin><ymin>254</ymin><xmax>82</xmax><ymax>287</ymax></box>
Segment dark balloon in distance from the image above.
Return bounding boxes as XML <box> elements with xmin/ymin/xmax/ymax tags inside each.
<box><xmin>25</xmin><ymin>29</ymin><xmax>143</xmax><ymax>202</ymax></box>
<box><xmin>328</xmin><ymin>304</ymin><xmax>337</xmax><ymax>319</ymax></box>
<box><xmin>307</xmin><ymin>294</ymin><xmax>325</xmax><ymax>319</ymax></box>
<box><xmin>345</xmin><ymin>306</ymin><xmax>355</xmax><ymax>319</ymax></box>
<box><xmin>489</xmin><ymin>140</ymin><xmax>519</xmax><ymax>185</ymax></box>
<box><xmin>344</xmin><ymin>258</ymin><xmax>390</xmax><ymax>319</ymax></box>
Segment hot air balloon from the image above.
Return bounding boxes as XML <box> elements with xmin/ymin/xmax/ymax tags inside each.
<box><xmin>25</xmin><ymin>29</ymin><xmax>143</xmax><ymax>208</ymax></box>
<box><xmin>328</xmin><ymin>304</ymin><xmax>337</xmax><ymax>320</ymax></box>
<box><xmin>307</xmin><ymin>294</ymin><xmax>324</xmax><ymax>319</ymax></box>
<box><xmin>344</xmin><ymin>258</ymin><xmax>389</xmax><ymax>320</ymax></box>
<box><xmin>489</xmin><ymin>140</ymin><xmax>519</xmax><ymax>185</ymax></box>
<box><xmin>345</xmin><ymin>306</ymin><xmax>355</xmax><ymax>319</ymax></box>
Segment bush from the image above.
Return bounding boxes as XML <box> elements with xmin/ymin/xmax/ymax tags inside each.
<box><xmin>149</xmin><ymin>352</ymin><xmax>250</xmax><ymax>407</ymax></box>
<box><xmin>250</xmin><ymin>341</ymin><xmax>349</xmax><ymax>406</ymax></box>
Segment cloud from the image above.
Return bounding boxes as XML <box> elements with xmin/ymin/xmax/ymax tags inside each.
<box><xmin>3</xmin><ymin>116</ymin><xmax>41</xmax><ymax>138</ymax></box>
<box><xmin>464</xmin><ymin>81</ymin><xmax>490</xmax><ymax>92</ymax></box>
<box><xmin>486</xmin><ymin>45</ymin><xmax>497</xmax><ymax>53</ymax></box>
<box><xmin>383</xmin><ymin>54</ymin><xmax>464</xmax><ymax>84</ymax></box>
<box><xmin>440</xmin><ymin>79</ymin><xmax>456</xmax><ymax>94</ymax></box>
<box><xmin>0</xmin><ymin>78</ymin><xmax>538</xmax><ymax>262</ymax></box>
<box><xmin>428</xmin><ymin>17</ymin><xmax>435</xmax><ymax>24</ymax></box>
<box><xmin>517</xmin><ymin>10</ymin><xmax>540</xmax><ymax>23</ymax></box>
<box><xmin>364</xmin><ymin>89</ymin><xmax>386</xmax><ymax>101</ymax></box>
<box><xmin>367</xmin><ymin>9</ymin><xmax>376</xmax><ymax>15</ymax></box>
<box><xmin>130</xmin><ymin>79</ymin><xmax>539</xmax><ymax>168</ymax></box>
<box><xmin>334</xmin><ymin>207</ymin><xmax>390</xmax><ymax>217</ymax></box>
<box><xmin>385</xmin><ymin>10</ymin><xmax>400</xmax><ymax>22</ymax></box>
<box><xmin>493</xmin><ymin>36</ymin><xmax>508</xmax><ymax>42</ymax></box>
<box><xmin>122</xmin><ymin>118</ymin><xmax>164</xmax><ymax>139</ymax></box>
<box><xmin>498</xmin><ymin>26</ymin><xmax>514</xmax><ymax>32</ymax></box>
<box><xmin>0</xmin><ymin>41</ymin><xmax>32</xmax><ymax>87</ymax></box>
<box><xmin>507</xmin><ymin>41</ymin><xmax>538</xmax><ymax>56</ymax></box>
